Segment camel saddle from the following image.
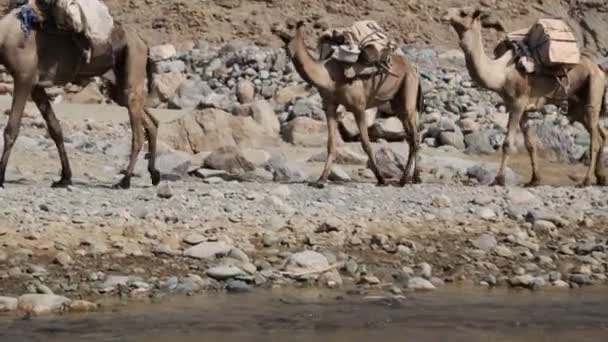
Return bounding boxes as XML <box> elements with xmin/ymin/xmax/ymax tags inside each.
<box><xmin>318</xmin><ymin>20</ymin><xmax>398</xmax><ymax>79</ymax></box>
<box><xmin>14</xmin><ymin>0</ymin><xmax>114</xmax><ymax>63</ymax></box>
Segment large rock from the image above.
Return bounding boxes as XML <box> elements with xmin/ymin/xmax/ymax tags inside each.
<box><xmin>168</xmin><ymin>79</ymin><xmax>213</xmax><ymax>109</ymax></box>
<box><xmin>264</xmin><ymin>152</ymin><xmax>308</xmax><ymax>182</ymax></box>
<box><xmin>438</xmin><ymin>130</ymin><xmax>465</xmax><ymax>150</ymax></box>
<box><xmin>183</xmin><ymin>241</ymin><xmax>232</xmax><ymax>260</ymax></box>
<box><xmin>17</xmin><ymin>294</ymin><xmax>71</xmax><ymax>314</ymax></box>
<box><xmin>465</xmin><ymin>131</ymin><xmax>496</xmax><ymax>155</ymax></box>
<box><xmin>281</xmin><ymin>117</ymin><xmax>328</xmax><ymax>147</ymax></box>
<box><xmin>203</xmin><ymin>146</ymin><xmax>256</xmax><ymax>174</ymax></box>
<box><xmin>245</xmin><ymin>100</ymin><xmax>280</xmax><ymax>134</ymax></box>
<box><xmin>149</xmin><ymin>44</ymin><xmax>177</xmax><ymax>61</ymax></box>
<box><xmin>153</xmin><ymin>71</ymin><xmax>186</xmax><ymax>102</ymax></box>
<box><xmin>370</xmin><ymin>117</ymin><xmax>406</xmax><ymax>141</ymax></box>
<box><xmin>337</xmin><ymin>109</ymin><xmax>377</xmax><ymax>141</ymax></box>
<box><xmin>370</xmin><ymin>143</ymin><xmax>407</xmax><ymax>179</ymax></box>
<box><xmin>159</xmin><ymin>108</ymin><xmax>279</xmax><ymax>153</ymax></box>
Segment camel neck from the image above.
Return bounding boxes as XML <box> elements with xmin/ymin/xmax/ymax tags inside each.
<box><xmin>460</xmin><ymin>26</ymin><xmax>505</xmax><ymax>92</ymax></box>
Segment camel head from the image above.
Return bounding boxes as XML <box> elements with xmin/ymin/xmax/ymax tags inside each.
<box><xmin>443</xmin><ymin>7</ymin><xmax>505</xmax><ymax>39</ymax></box>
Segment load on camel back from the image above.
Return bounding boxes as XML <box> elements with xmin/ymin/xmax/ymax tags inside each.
<box><xmin>495</xmin><ymin>18</ymin><xmax>583</xmax><ymax>97</ymax></box>
<box><xmin>13</xmin><ymin>0</ymin><xmax>114</xmax><ymax>63</ymax></box>
<box><xmin>317</xmin><ymin>20</ymin><xmax>399</xmax><ymax>79</ymax></box>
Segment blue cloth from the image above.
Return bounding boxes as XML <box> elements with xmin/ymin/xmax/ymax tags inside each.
<box><xmin>17</xmin><ymin>5</ymin><xmax>41</xmax><ymax>34</ymax></box>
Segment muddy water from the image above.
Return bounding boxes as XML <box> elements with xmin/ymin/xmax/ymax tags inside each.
<box><xmin>2</xmin><ymin>287</ymin><xmax>608</xmax><ymax>342</ymax></box>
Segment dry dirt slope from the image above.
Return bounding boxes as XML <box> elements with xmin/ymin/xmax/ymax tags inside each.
<box><xmin>2</xmin><ymin>1</ymin><xmax>606</xmax><ymax>53</ymax></box>
<box><xmin>98</xmin><ymin>0</ymin><xmax>607</xmax><ymax>54</ymax></box>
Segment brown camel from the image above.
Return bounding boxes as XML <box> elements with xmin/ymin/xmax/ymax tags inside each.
<box><xmin>444</xmin><ymin>7</ymin><xmax>607</xmax><ymax>187</ymax></box>
<box><xmin>0</xmin><ymin>6</ymin><xmax>160</xmax><ymax>189</ymax></box>
<box><xmin>279</xmin><ymin>21</ymin><xmax>424</xmax><ymax>186</ymax></box>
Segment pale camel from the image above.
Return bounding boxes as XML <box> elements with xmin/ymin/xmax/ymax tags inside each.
<box><xmin>279</xmin><ymin>21</ymin><xmax>424</xmax><ymax>186</ymax></box>
<box><xmin>0</xmin><ymin>6</ymin><xmax>160</xmax><ymax>189</ymax></box>
<box><xmin>444</xmin><ymin>7</ymin><xmax>607</xmax><ymax>187</ymax></box>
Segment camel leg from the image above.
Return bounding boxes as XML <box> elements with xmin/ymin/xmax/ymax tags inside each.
<box><xmin>31</xmin><ymin>86</ymin><xmax>73</xmax><ymax>188</ymax></box>
<box><xmin>142</xmin><ymin>108</ymin><xmax>161</xmax><ymax>186</ymax></box>
<box><xmin>520</xmin><ymin>112</ymin><xmax>541</xmax><ymax>187</ymax></box>
<box><xmin>580</xmin><ymin>104</ymin><xmax>601</xmax><ymax>187</ymax></box>
<box><xmin>398</xmin><ymin>74</ymin><xmax>421</xmax><ymax>186</ymax></box>
<box><xmin>356</xmin><ymin>109</ymin><xmax>387</xmax><ymax>186</ymax></box>
<box><xmin>492</xmin><ymin>101</ymin><xmax>525</xmax><ymax>186</ymax></box>
<box><xmin>597</xmin><ymin>125</ymin><xmax>607</xmax><ymax>186</ymax></box>
<box><xmin>317</xmin><ymin>101</ymin><xmax>339</xmax><ymax>184</ymax></box>
<box><xmin>114</xmin><ymin>94</ymin><xmax>146</xmax><ymax>189</ymax></box>
<box><xmin>0</xmin><ymin>79</ymin><xmax>33</xmax><ymax>187</ymax></box>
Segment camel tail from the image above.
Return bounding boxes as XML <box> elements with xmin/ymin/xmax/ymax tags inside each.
<box><xmin>416</xmin><ymin>83</ymin><xmax>424</xmax><ymax>114</ymax></box>
<box><xmin>601</xmin><ymin>88</ymin><xmax>607</xmax><ymax>117</ymax></box>
<box><xmin>146</xmin><ymin>53</ymin><xmax>154</xmax><ymax>98</ymax></box>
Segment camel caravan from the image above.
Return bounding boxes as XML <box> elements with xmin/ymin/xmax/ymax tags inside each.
<box><xmin>0</xmin><ymin>3</ymin><xmax>606</xmax><ymax>189</ymax></box>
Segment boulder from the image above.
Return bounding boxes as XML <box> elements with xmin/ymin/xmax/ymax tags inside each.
<box><xmin>168</xmin><ymin>79</ymin><xmax>213</xmax><ymax>109</ymax></box>
<box><xmin>281</xmin><ymin>117</ymin><xmax>328</xmax><ymax>147</ymax></box>
<box><xmin>370</xmin><ymin>117</ymin><xmax>406</xmax><ymax>141</ymax></box>
<box><xmin>158</xmin><ymin>108</ymin><xmax>280</xmax><ymax>153</ymax></box>
<box><xmin>153</xmin><ymin>71</ymin><xmax>186</xmax><ymax>101</ymax></box>
<box><xmin>203</xmin><ymin>146</ymin><xmax>256</xmax><ymax>174</ymax></box>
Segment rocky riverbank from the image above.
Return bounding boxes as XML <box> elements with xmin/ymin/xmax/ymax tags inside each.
<box><xmin>1</xmin><ymin>39</ymin><xmax>608</xmax><ymax>316</ymax></box>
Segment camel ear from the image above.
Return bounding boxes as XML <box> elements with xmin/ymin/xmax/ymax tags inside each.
<box><xmin>472</xmin><ymin>9</ymin><xmax>484</xmax><ymax>20</ymax></box>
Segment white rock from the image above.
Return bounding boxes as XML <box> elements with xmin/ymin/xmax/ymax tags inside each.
<box><xmin>18</xmin><ymin>294</ymin><xmax>71</xmax><ymax>314</ymax></box>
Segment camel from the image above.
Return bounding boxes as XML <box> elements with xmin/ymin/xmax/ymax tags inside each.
<box><xmin>0</xmin><ymin>5</ymin><xmax>160</xmax><ymax>189</ymax></box>
<box><xmin>443</xmin><ymin>7</ymin><xmax>607</xmax><ymax>187</ymax></box>
<box><xmin>278</xmin><ymin>21</ymin><xmax>424</xmax><ymax>186</ymax></box>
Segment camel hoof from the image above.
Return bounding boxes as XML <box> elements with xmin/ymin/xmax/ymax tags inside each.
<box><xmin>375</xmin><ymin>178</ymin><xmax>389</xmax><ymax>187</ymax></box>
<box><xmin>150</xmin><ymin>169</ymin><xmax>161</xmax><ymax>186</ymax></box>
<box><xmin>413</xmin><ymin>172</ymin><xmax>422</xmax><ymax>184</ymax></box>
<box><xmin>308</xmin><ymin>182</ymin><xmax>326</xmax><ymax>189</ymax></box>
<box><xmin>597</xmin><ymin>175</ymin><xmax>607</xmax><ymax>186</ymax></box>
<box><xmin>577</xmin><ymin>178</ymin><xmax>592</xmax><ymax>188</ymax></box>
<box><xmin>113</xmin><ymin>177</ymin><xmax>131</xmax><ymax>190</ymax></box>
<box><xmin>490</xmin><ymin>175</ymin><xmax>506</xmax><ymax>187</ymax></box>
<box><xmin>524</xmin><ymin>178</ymin><xmax>541</xmax><ymax>188</ymax></box>
<box><xmin>51</xmin><ymin>178</ymin><xmax>72</xmax><ymax>188</ymax></box>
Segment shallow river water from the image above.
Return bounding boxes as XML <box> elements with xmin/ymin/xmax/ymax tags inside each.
<box><xmin>2</xmin><ymin>287</ymin><xmax>608</xmax><ymax>341</ymax></box>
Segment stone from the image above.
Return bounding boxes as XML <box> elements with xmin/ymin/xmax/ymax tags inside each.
<box><xmin>0</xmin><ymin>296</ymin><xmax>18</xmax><ymax>312</ymax></box>
<box><xmin>495</xmin><ymin>245</ymin><xmax>513</xmax><ymax>258</ymax></box>
<box><xmin>159</xmin><ymin>108</ymin><xmax>279</xmax><ymax>153</ymax></box>
<box><xmin>68</xmin><ymin>300</ymin><xmax>99</xmax><ymax>312</ymax></box>
<box><xmin>464</xmin><ymin>131</ymin><xmax>495</xmax><ymax>154</ymax></box>
<box><xmin>370</xmin><ymin>117</ymin><xmax>406</xmax><ymax>141</ymax></box>
<box><xmin>184</xmin><ymin>241</ymin><xmax>232</xmax><ymax>260</ymax></box>
<box><xmin>506</xmin><ymin>189</ymin><xmax>538</xmax><ymax>206</ymax></box>
<box><xmin>372</xmin><ymin>143</ymin><xmax>407</xmax><ymax>180</ymax></box>
<box><xmin>282</xmin><ymin>117</ymin><xmax>328</xmax><ymax>147</ymax></box>
<box><xmin>53</xmin><ymin>252</ymin><xmax>73</xmax><ymax>267</ymax></box>
<box><xmin>472</xmin><ymin>234</ymin><xmax>497</xmax><ymax>253</ymax></box>
<box><xmin>248</xmin><ymin>100</ymin><xmax>280</xmax><ymax>134</ymax></box>
<box><xmin>438</xmin><ymin>130</ymin><xmax>465</xmax><ymax>150</ymax></box>
<box><xmin>157</xmin><ymin>182</ymin><xmax>173</xmax><ymax>199</ymax></box>
<box><xmin>226</xmin><ymin>280</ymin><xmax>252</xmax><ymax>293</ymax></box>
<box><xmin>153</xmin><ymin>71</ymin><xmax>186</xmax><ymax>101</ymax></box>
<box><xmin>236</xmin><ymin>80</ymin><xmax>255</xmax><ymax>104</ymax></box>
<box><xmin>467</xmin><ymin>164</ymin><xmax>519</xmax><ymax>185</ymax></box>
<box><xmin>284</xmin><ymin>251</ymin><xmax>330</xmax><ymax>276</ymax></box>
<box><xmin>168</xmin><ymin>79</ymin><xmax>213</xmax><ymax>110</ymax></box>
<box><xmin>408</xmin><ymin>277</ymin><xmax>436</xmax><ymax>291</ymax></box>
<box><xmin>206</xmin><ymin>265</ymin><xmax>246</xmax><ymax>280</ymax></box>
<box><xmin>150</xmin><ymin>44</ymin><xmax>177</xmax><ymax>61</ymax></box>
<box><xmin>18</xmin><ymin>294</ymin><xmax>71</xmax><ymax>314</ymax></box>
<box><xmin>417</xmin><ymin>262</ymin><xmax>433</xmax><ymax>279</ymax></box>
<box><xmin>328</xmin><ymin>165</ymin><xmax>351</xmax><ymax>182</ymax></box>
<box><xmin>203</xmin><ymin>146</ymin><xmax>256</xmax><ymax>174</ymax></box>
<box><xmin>264</xmin><ymin>153</ymin><xmax>308</xmax><ymax>182</ymax></box>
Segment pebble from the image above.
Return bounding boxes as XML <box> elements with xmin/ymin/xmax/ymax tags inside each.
<box><xmin>206</xmin><ymin>266</ymin><xmax>246</xmax><ymax>280</ymax></box>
